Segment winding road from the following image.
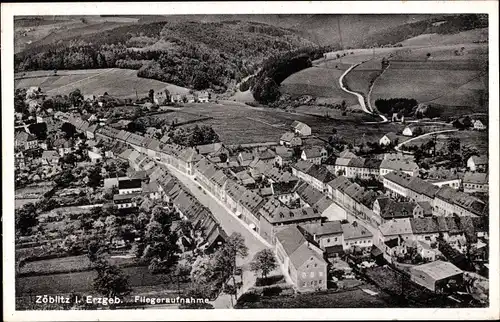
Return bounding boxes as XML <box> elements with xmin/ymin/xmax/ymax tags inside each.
<box><xmin>338</xmin><ymin>63</ymin><xmax>388</xmax><ymax>123</ymax></box>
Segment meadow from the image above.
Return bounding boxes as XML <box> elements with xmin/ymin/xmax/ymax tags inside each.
<box><xmin>406</xmin><ymin>129</ymin><xmax>488</xmax><ymax>156</ymax></box>
<box><xmin>280</xmin><ymin>67</ymin><xmax>359</xmax><ymax>106</ymax></box>
<box><xmin>15</xmin><ymin>69</ymin><xmax>189</xmax><ymax>99</ymax></box>
<box><xmin>179</xmin><ymin>101</ymin><xmax>404</xmax><ymax>145</ymax></box>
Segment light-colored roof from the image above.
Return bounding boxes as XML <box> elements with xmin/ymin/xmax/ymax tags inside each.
<box><xmin>300</xmin><ymin>221</ymin><xmax>343</xmax><ymax>237</ymax></box>
<box><xmin>463</xmin><ymin>172</ymin><xmax>488</xmax><ymax>185</ymax></box>
<box><xmin>379</xmin><ymin>218</ymin><xmax>413</xmax><ymax>237</ymax></box>
<box><xmin>335</xmin><ymin>158</ymin><xmax>351</xmax><ymax>166</ymax></box>
<box><xmin>341</xmin><ymin>222</ymin><xmax>373</xmax><ymax>240</ymax></box>
<box><xmin>469</xmin><ymin>156</ymin><xmax>488</xmax><ymax>165</ymax></box>
<box><xmin>410</xmin><ymin>260</ymin><xmax>463</xmax><ymax>281</ymax></box>
<box><xmin>275</xmin><ymin>225</ymin><xmax>325</xmax><ymax>269</ymax></box>
<box><xmin>303</xmin><ymin>146</ymin><xmax>324</xmax><ymax>159</ymax></box>
<box><xmin>280</xmin><ymin>132</ymin><xmax>296</xmax><ymax>142</ymax></box>
<box><xmin>42</xmin><ymin>150</ymin><xmax>59</xmax><ymax>159</ymax></box>
<box><xmin>380</xmin><ymin>159</ymin><xmax>419</xmax><ymax>172</ymax></box>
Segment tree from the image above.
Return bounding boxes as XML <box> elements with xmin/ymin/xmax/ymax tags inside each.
<box><xmin>250</xmin><ymin>249</ymin><xmax>277</xmax><ymax>281</ymax></box>
<box><xmin>216</xmin><ymin>233</ymin><xmax>248</xmax><ymax>301</ymax></box>
<box><xmin>61</xmin><ymin>122</ymin><xmax>77</xmax><ymax>139</ymax></box>
<box><xmin>69</xmin><ymin>89</ymin><xmax>84</xmax><ymax>107</ymax></box>
<box><xmin>93</xmin><ymin>260</ymin><xmax>131</xmax><ymax>299</ymax></box>
<box><xmin>148</xmin><ymin>89</ymin><xmax>155</xmax><ymax>102</ymax></box>
<box><xmin>87</xmin><ymin>166</ymin><xmax>102</xmax><ymax>188</ymax></box>
<box><xmin>446</xmin><ymin>137</ymin><xmax>461</xmax><ymax>156</ymax></box>
<box><xmin>16</xmin><ymin>203</ymin><xmax>38</xmax><ymax>235</ymax></box>
<box><xmin>28</xmin><ymin>122</ymin><xmax>48</xmax><ymax>140</ymax></box>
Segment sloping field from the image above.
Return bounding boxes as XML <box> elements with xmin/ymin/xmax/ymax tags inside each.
<box><xmin>405</xmin><ymin>130</ymin><xmax>488</xmax><ymax>156</ymax></box>
<box><xmin>370</xmin><ymin>59</ymin><xmax>486</xmax><ymax>112</ymax></box>
<box><xmin>179</xmin><ymin>101</ymin><xmax>403</xmax><ymax>145</ymax></box>
<box><xmin>281</xmin><ymin>67</ymin><xmax>358</xmax><ymax>105</ymax></box>
<box><xmin>15</xmin><ymin>69</ymin><xmax>190</xmax><ymax>98</ymax></box>
<box><xmin>400</xmin><ymin>28</ymin><xmax>488</xmax><ymax>47</ymax></box>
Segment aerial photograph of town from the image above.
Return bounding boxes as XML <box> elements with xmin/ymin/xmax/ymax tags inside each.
<box><xmin>11</xmin><ymin>12</ymin><xmax>491</xmax><ymax>311</ymax></box>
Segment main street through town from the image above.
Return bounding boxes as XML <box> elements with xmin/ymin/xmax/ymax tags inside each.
<box><xmin>158</xmin><ymin>162</ymin><xmax>274</xmax><ymax>308</ymax></box>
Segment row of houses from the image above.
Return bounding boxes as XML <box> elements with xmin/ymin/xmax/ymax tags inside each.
<box><xmin>383</xmin><ymin>171</ymin><xmax>487</xmax><ymax>218</ymax></box>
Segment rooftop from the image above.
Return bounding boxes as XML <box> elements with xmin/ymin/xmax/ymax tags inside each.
<box><xmin>410</xmin><ymin>260</ymin><xmax>463</xmax><ymax>281</ymax></box>
<box><xmin>300</xmin><ymin>221</ymin><xmax>343</xmax><ymax>237</ymax></box>
<box><xmin>341</xmin><ymin>222</ymin><xmax>373</xmax><ymax>240</ymax></box>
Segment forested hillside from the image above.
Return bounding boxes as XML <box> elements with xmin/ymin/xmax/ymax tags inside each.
<box><xmin>14</xmin><ymin>20</ymin><xmax>315</xmax><ymax>93</ymax></box>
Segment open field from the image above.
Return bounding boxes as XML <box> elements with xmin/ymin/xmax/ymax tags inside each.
<box><xmin>139</xmin><ymin>111</ymin><xmax>210</xmax><ymax>127</ymax></box>
<box><xmin>16</xmin><ymin>265</ymin><xmax>187</xmax><ymax>296</ymax></box>
<box><xmin>178</xmin><ymin>101</ymin><xmax>404</xmax><ymax>145</ymax></box>
<box><xmin>281</xmin><ymin>67</ymin><xmax>359</xmax><ymax>105</ymax></box>
<box><xmin>15</xmin><ymin>69</ymin><xmax>190</xmax><ymax>98</ymax></box>
<box><xmin>19</xmin><ymin>255</ymin><xmax>137</xmax><ymax>276</ymax></box>
<box><xmin>400</xmin><ymin>28</ymin><xmax>488</xmax><ymax>47</ymax></box>
<box><xmin>405</xmin><ymin>129</ymin><xmax>488</xmax><ymax>156</ymax></box>
<box><xmin>236</xmin><ymin>286</ymin><xmax>398</xmax><ymax>308</ymax></box>
<box><xmin>15</xmin><ymin>16</ymin><xmax>138</xmax><ymax>54</ymax></box>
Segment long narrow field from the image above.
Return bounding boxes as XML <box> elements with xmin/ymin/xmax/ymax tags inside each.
<box><xmin>179</xmin><ymin>101</ymin><xmax>404</xmax><ymax>145</ymax></box>
<box><xmin>15</xmin><ymin>69</ymin><xmax>190</xmax><ymax>98</ymax></box>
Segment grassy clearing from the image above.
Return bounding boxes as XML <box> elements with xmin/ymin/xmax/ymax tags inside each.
<box><xmin>236</xmin><ymin>287</ymin><xmax>397</xmax><ymax>308</ymax></box>
<box><xmin>370</xmin><ymin>68</ymin><xmax>485</xmax><ymax>110</ymax></box>
<box><xmin>15</xmin><ymin>69</ymin><xmax>190</xmax><ymax>98</ymax></box>
<box><xmin>406</xmin><ymin>129</ymin><xmax>488</xmax><ymax>155</ymax></box>
<box><xmin>281</xmin><ymin>67</ymin><xmax>358</xmax><ymax>105</ymax></box>
<box><xmin>399</xmin><ymin>28</ymin><xmax>488</xmax><ymax>47</ymax></box>
<box><xmin>178</xmin><ymin>102</ymin><xmax>403</xmax><ymax>145</ymax></box>
<box><xmin>19</xmin><ymin>255</ymin><xmax>137</xmax><ymax>276</ymax></box>
<box><xmin>16</xmin><ymin>265</ymin><xmax>187</xmax><ymax>296</ymax></box>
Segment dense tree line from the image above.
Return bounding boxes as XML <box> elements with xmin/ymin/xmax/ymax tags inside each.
<box><xmin>15</xmin><ymin>20</ymin><xmax>314</xmax><ymax>93</ymax></box>
<box><xmin>251</xmin><ymin>46</ymin><xmax>335</xmax><ymax>104</ymax></box>
<box><xmin>375</xmin><ymin>98</ymin><xmax>418</xmax><ymax>117</ymax></box>
<box><xmin>170</xmin><ymin>125</ymin><xmax>220</xmax><ymax>147</ymax></box>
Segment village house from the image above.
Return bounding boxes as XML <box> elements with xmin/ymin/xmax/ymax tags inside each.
<box><xmin>52</xmin><ymin>138</ymin><xmax>73</xmax><ymax>156</ymax></box>
<box><xmin>466</xmin><ymin>155</ymin><xmax>488</xmax><ymax>172</ymax></box>
<box><xmin>372</xmin><ymin>196</ymin><xmax>424</xmax><ymax>224</ymax></box>
<box><xmin>462</xmin><ymin>172</ymin><xmax>488</xmax><ymax>193</ymax></box>
<box><xmin>153</xmin><ymin>90</ymin><xmax>169</xmax><ymax>105</ymax></box>
<box><xmin>291</xmin><ymin>160</ymin><xmax>314</xmax><ymax>181</ymax></box>
<box><xmin>113</xmin><ymin>193</ymin><xmax>140</xmax><ymax>209</ymax></box>
<box><xmin>293</xmin><ymin>181</ymin><xmax>344</xmax><ymax>221</ymax></box>
<box><xmin>379</xmin><ymin>132</ymin><xmax>400</xmax><ymax>146</ymax></box>
<box><xmin>275</xmin><ymin>225</ymin><xmax>327</xmax><ymax>292</ymax></box>
<box><xmin>196</xmin><ymin>91</ymin><xmax>210</xmax><ymax>103</ymax></box>
<box><xmin>258</xmin><ymin>197</ymin><xmax>323</xmax><ymax>244</ymax></box>
<box><xmin>325</xmin><ymin>175</ymin><xmax>352</xmax><ymax>202</ymax></box>
<box><xmin>376</xmin><ymin>218</ymin><xmax>414</xmax><ymax>254</ymax></box>
<box><xmin>118</xmin><ymin>178</ymin><xmax>143</xmax><ymax>195</ymax></box>
<box><xmin>299</xmin><ymin>221</ymin><xmax>344</xmax><ymax>257</ymax></box>
<box><xmin>301</xmin><ymin>146</ymin><xmax>327</xmax><ymax>165</ymax></box>
<box><xmin>409</xmin><ymin>260</ymin><xmax>463</xmax><ymax>292</ymax></box>
<box><xmin>88</xmin><ymin>150</ymin><xmax>103</xmax><ymax>163</ymax></box>
<box><xmin>341</xmin><ymin>221</ymin><xmax>373</xmax><ymax>251</ymax></box>
<box><xmin>383</xmin><ymin>171</ymin><xmax>439</xmax><ymax>204</ymax></box>
<box><xmin>472</xmin><ymin>119</ymin><xmax>487</xmax><ymax>131</ymax></box>
<box><xmin>40</xmin><ymin>150</ymin><xmax>60</xmax><ymax>166</ymax></box>
<box><xmin>379</xmin><ymin>158</ymin><xmax>419</xmax><ymax>176</ymax></box>
<box><xmin>15</xmin><ymin>131</ymin><xmax>38</xmax><ymax>151</ymax></box>
<box><xmin>176</xmin><ymin>148</ymin><xmax>203</xmax><ymax>176</ymax></box>
<box><xmin>291</xmin><ymin>121</ymin><xmax>312</xmax><ymax>136</ymax></box>
<box><xmin>280</xmin><ymin>132</ymin><xmax>302</xmax><ymax>147</ymax></box>
<box><xmin>433</xmin><ymin>186</ymin><xmax>486</xmax><ymax>218</ymax></box>
<box><xmin>274</xmin><ymin>146</ymin><xmax>294</xmax><ymax>166</ymax></box>
<box><xmin>426</xmin><ymin>169</ymin><xmax>461</xmax><ymax>189</ymax></box>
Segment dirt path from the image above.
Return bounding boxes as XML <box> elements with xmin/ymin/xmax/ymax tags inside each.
<box><xmin>339</xmin><ymin>63</ymin><xmax>388</xmax><ymax>123</ymax></box>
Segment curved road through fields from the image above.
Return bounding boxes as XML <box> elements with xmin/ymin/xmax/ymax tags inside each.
<box><xmin>339</xmin><ymin>63</ymin><xmax>388</xmax><ymax>123</ymax></box>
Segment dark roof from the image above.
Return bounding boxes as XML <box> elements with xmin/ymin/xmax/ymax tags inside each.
<box><xmin>118</xmin><ymin>179</ymin><xmax>143</xmax><ymax>190</ymax></box>
<box><xmin>409</xmin><ymin>217</ymin><xmax>443</xmax><ymax>234</ymax></box>
<box><xmin>300</xmin><ymin>221</ymin><xmax>343</xmax><ymax>236</ymax></box>
<box><xmin>306</xmin><ymin>164</ymin><xmax>336</xmax><ymax>183</ymax></box>
<box><xmin>379</xmin><ymin>200</ymin><xmax>417</xmax><ymax>220</ymax></box>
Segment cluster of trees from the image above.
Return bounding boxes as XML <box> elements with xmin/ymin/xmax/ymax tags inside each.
<box><xmin>251</xmin><ymin>46</ymin><xmax>335</xmax><ymax>105</ymax></box>
<box><xmin>16</xmin><ymin>203</ymin><xmax>39</xmax><ymax>236</ymax></box>
<box><xmin>375</xmin><ymin>98</ymin><xmax>419</xmax><ymax>117</ymax></box>
<box><xmin>16</xmin><ymin>20</ymin><xmax>313</xmax><ymax>93</ymax></box>
<box><xmin>170</xmin><ymin>125</ymin><xmax>220</xmax><ymax>147</ymax></box>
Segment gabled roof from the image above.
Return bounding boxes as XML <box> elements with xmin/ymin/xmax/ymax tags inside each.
<box><xmin>280</xmin><ymin>132</ymin><xmax>296</xmax><ymax>142</ymax></box>
<box><xmin>259</xmin><ymin>198</ymin><xmax>322</xmax><ymax>224</ymax></box>
<box><xmin>239</xmin><ymin>189</ymin><xmax>265</xmax><ymax>213</ymax></box>
<box><xmin>16</xmin><ymin>131</ymin><xmax>37</xmax><ymax>143</ymax></box>
<box><xmin>410</xmin><ymin>217</ymin><xmax>443</xmax><ymax>234</ymax></box>
<box><xmin>302</xmin><ymin>146</ymin><xmax>324</xmax><ymax>159</ymax></box>
<box><xmin>347</xmin><ymin>157</ymin><xmax>366</xmax><ymax>168</ymax></box>
<box><xmin>118</xmin><ymin>178</ymin><xmax>142</xmax><ymax>190</ymax></box>
<box><xmin>463</xmin><ymin>172</ymin><xmax>488</xmax><ymax>185</ymax></box>
<box><xmin>379</xmin><ymin>218</ymin><xmax>413</xmax><ymax>237</ymax></box>
<box><xmin>306</xmin><ymin>164</ymin><xmax>336</xmax><ymax>183</ymax></box>
<box><xmin>126</xmin><ymin>133</ymin><xmax>146</xmax><ymax>147</ymax></box>
<box><xmin>341</xmin><ymin>222</ymin><xmax>373</xmax><ymax>240</ymax></box>
<box><xmin>291</xmin><ymin>121</ymin><xmax>310</xmax><ymax>132</ymax></box>
<box><xmin>275</xmin><ymin>146</ymin><xmax>294</xmax><ymax>158</ymax></box>
<box><xmin>196</xmin><ymin>142</ymin><xmax>223</xmax><ymax>155</ymax></box>
<box><xmin>275</xmin><ymin>225</ymin><xmax>325</xmax><ymax>269</ymax></box>
<box><xmin>379</xmin><ymin>200</ymin><xmax>417</xmax><ymax>220</ymax></box>
<box><xmin>292</xmin><ymin>160</ymin><xmax>314</xmax><ymax>173</ymax></box>
<box><xmin>382</xmin><ymin>132</ymin><xmax>400</xmax><ymax>142</ymax></box>
<box><xmin>295</xmin><ymin>181</ymin><xmax>324</xmax><ymax>206</ymax></box>
<box><xmin>417</xmin><ymin>201</ymin><xmax>433</xmax><ymax>216</ymax></box>
<box><xmin>410</xmin><ymin>260</ymin><xmax>463</xmax><ymax>281</ymax></box>
<box><xmin>178</xmin><ymin>148</ymin><xmax>202</xmax><ymax>163</ymax></box>
<box><xmin>300</xmin><ymin>221</ymin><xmax>343</xmax><ymax>237</ymax></box>
<box><xmin>96</xmin><ymin>126</ymin><xmax>120</xmax><ymax>139</ymax></box>
<box><xmin>469</xmin><ymin>156</ymin><xmax>487</xmax><ymax>165</ymax></box>
<box><xmin>380</xmin><ymin>159</ymin><xmax>419</xmax><ymax>172</ymax></box>
<box><xmin>339</xmin><ymin>150</ymin><xmax>356</xmax><ymax>159</ymax></box>
<box><xmin>335</xmin><ymin>158</ymin><xmax>351</xmax><ymax>166</ymax></box>
<box><xmin>41</xmin><ymin>150</ymin><xmax>59</xmax><ymax>159</ymax></box>
<box><xmin>326</xmin><ymin>176</ymin><xmax>351</xmax><ymax>190</ymax></box>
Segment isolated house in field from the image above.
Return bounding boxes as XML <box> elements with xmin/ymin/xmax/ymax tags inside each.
<box><xmin>291</xmin><ymin>121</ymin><xmax>312</xmax><ymax>136</ymax></box>
<box><xmin>467</xmin><ymin>156</ymin><xmax>488</xmax><ymax>172</ymax></box>
<box><xmin>280</xmin><ymin>132</ymin><xmax>302</xmax><ymax>147</ymax></box>
<box><xmin>379</xmin><ymin>132</ymin><xmax>400</xmax><ymax>146</ymax></box>
<box><xmin>402</xmin><ymin>126</ymin><xmax>422</xmax><ymax>137</ymax></box>
<box><xmin>472</xmin><ymin>119</ymin><xmax>487</xmax><ymax>131</ymax></box>
<box><xmin>275</xmin><ymin>225</ymin><xmax>327</xmax><ymax>292</ymax></box>
<box><xmin>153</xmin><ymin>90</ymin><xmax>169</xmax><ymax>105</ymax></box>
<box><xmin>410</xmin><ymin>260</ymin><xmax>463</xmax><ymax>292</ymax></box>
<box><xmin>197</xmin><ymin>91</ymin><xmax>210</xmax><ymax>103</ymax></box>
